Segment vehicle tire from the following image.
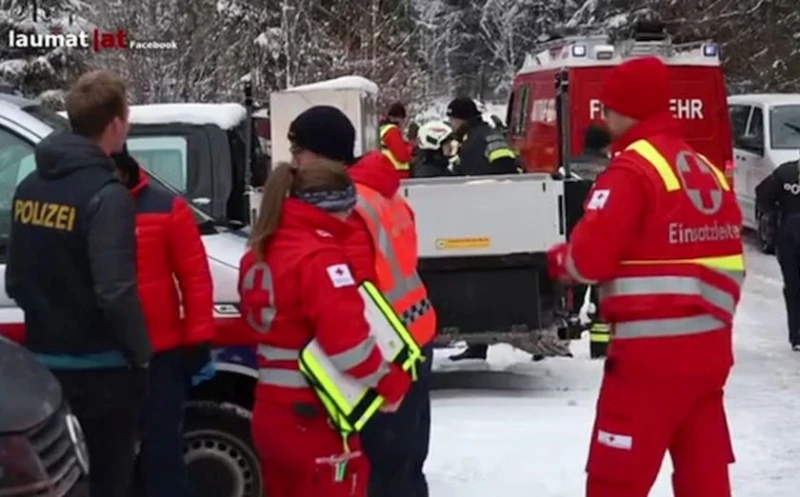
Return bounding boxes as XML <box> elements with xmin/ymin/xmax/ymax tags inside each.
<box><xmin>756</xmin><ymin>207</ymin><xmax>776</xmax><ymax>255</ymax></box>
<box><xmin>183</xmin><ymin>401</ymin><xmax>263</xmax><ymax>497</ymax></box>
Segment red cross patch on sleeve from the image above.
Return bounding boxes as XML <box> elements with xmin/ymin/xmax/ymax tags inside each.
<box><xmin>326</xmin><ymin>264</ymin><xmax>355</xmax><ymax>288</ymax></box>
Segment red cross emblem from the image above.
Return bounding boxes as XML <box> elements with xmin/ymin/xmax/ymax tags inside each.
<box><xmin>241</xmin><ymin>264</ymin><xmax>274</xmax><ymax>330</ymax></box>
<box><xmin>675</xmin><ymin>152</ymin><xmax>722</xmax><ymax>213</ymax></box>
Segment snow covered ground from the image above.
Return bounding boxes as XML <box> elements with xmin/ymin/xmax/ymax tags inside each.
<box><xmin>427</xmin><ymin>239</ymin><xmax>799</xmax><ymax>496</ymax></box>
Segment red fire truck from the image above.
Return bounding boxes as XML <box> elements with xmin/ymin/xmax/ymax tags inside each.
<box><xmin>507</xmin><ymin>27</ymin><xmax>735</xmax><ymax>186</ymax></box>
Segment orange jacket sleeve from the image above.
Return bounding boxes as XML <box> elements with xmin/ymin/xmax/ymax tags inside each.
<box><xmin>300</xmin><ymin>249</ymin><xmax>410</xmax><ymax>403</ymax></box>
<box><xmin>167</xmin><ymin>197</ymin><xmax>215</xmax><ymax>344</ymax></box>
<box><xmin>555</xmin><ymin>162</ymin><xmax>650</xmax><ymax>283</ymax></box>
<box><xmin>383</xmin><ymin>126</ymin><xmax>413</xmax><ymax>164</ymax></box>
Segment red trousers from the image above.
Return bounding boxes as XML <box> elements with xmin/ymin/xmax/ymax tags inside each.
<box><xmin>586</xmin><ymin>366</ymin><xmax>734</xmax><ymax>497</ymax></box>
<box><xmin>252</xmin><ymin>400</ymin><xmax>368</xmax><ymax>497</ymax></box>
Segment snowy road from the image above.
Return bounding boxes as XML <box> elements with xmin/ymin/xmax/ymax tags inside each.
<box><xmin>427</xmin><ymin>240</ymin><xmax>798</xmax><ymax>496</ymax></box>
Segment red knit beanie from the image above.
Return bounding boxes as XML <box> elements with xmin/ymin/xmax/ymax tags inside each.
<box><xmin>600</xmin><ymin>56</ymin><xmax>670</xmax><ymax>120</ymax></box>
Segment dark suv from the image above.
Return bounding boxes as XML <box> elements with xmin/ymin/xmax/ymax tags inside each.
<box><xmin>0</xmin><ymin>336</ymin><xmax>88</xmax><ymax>496</ymax></box>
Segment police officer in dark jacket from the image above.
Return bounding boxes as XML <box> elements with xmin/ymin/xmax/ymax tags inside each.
<box><xmin>756</xmin><ymin>158</ymin><xmax>800</xmax><ymax>350</ymax></box>
<box><xmin>447</xmin><ymin>97</ymin><xmax>519</xmax><ymax>176</ymax></box>
<box><xmin>5</xmin><ymin>70</ymin><xmax>151</xmax><ymax>497</ymax></box>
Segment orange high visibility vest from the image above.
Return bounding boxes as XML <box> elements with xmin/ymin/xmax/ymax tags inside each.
<box><xmin>354</xmin><ymin>183</ymin><xmax>436</xmax><ymax>346</ymax></box>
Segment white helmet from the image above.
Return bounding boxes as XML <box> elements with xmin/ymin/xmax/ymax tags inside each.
<box><xmin>417</xmin><ymin>120</ymin><xmax>453</xmax><ymax>151</ymax></box>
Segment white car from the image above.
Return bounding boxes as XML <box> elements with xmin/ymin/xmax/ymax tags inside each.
<box><xmin>728</xmin><ymin>94</ymin><xmax>800</xmax><ymax>251</ymax></box>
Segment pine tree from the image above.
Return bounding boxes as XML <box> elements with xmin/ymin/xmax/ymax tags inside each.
<box><xmin>0</xmin><ymin>0</ymin><xmax>89</xmax><ymax>101</ymax></box>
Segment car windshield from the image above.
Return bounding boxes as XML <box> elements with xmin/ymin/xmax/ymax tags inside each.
<box><xmin>770</xmin><ymin>105</ymin><xmax>800</xmax><ymax>150</ymax></box>
<box><xmin>126</xmin><ymin>135</ymin><xmax>188</xmax><ymax>192</ymax></box>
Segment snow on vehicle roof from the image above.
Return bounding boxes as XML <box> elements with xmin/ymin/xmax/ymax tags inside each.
<box><xmin>728</xmin><ymin>93</ymin><xmax>800</xmax><ymax>107</ymax></box>
<box><xmin>283</xmin><ymin>76</ymin><xmax>378</xmax><ymax>94</ymax></box>
<box><xmin>129</xmin><ymin>103</ymin><xmax>247</xmax><ymax>129</ymax></box>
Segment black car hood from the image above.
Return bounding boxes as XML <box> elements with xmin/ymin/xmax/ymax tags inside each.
<box><xmin>0</xmin><ymin>337</ymin><xmax>62</xmax><ymax>433</ymax></box>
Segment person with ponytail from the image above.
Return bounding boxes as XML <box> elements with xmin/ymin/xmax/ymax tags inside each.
<box><xmin>240</xmin><ymin>159</ymin><xmax>411</xmax><ymax>497</ymax></box>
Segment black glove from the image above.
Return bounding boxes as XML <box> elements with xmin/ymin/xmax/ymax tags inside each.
<box><xmin>183</xmin><ymin>343</ymin><xmax>211</xmax><ymax>376</ymax></box>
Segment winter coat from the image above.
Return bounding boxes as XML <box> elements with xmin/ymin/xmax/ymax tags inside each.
<box><xmin>239</xmin><ymin>197</ymin><xmax>410</xmax><ymax>405</ymax></box>
<box><xmin>411</xmin><ymin>151</ymin><xmax>453</xmax><ymax>178</ymax></box>
<box><xmin>343</xmin><ymin>151</ymin><xmax>405</xmax><ymax>283</ymax></box>
<box><xmin>453</xmin><ymin>118</ymin><xmax>518</xmax><ymax>176</ymax></box>
<box><xmin>129</xmin><ymin>170</ymin><xmax>214</xmax><ymax>352</ymax></box>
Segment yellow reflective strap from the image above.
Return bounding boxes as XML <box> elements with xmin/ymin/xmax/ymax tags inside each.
<box><xmin>621</xmin><ymin>254</ymin><xmax>744</xmax><ymax>271</ymax></box>
<box><xmin>298</xmin><ymin>281</ymin><xmax>425</xmax><ymax>431</ymax></box>
<box><xmin>625</xmin><ymin>140</ymin><xmax>681</xmax><ymax>191</ymax></box>
<box><xmin>298</xmin><ymin>358</ymin><xmax>356</xmax><ymax>433</ymax></box>
<box><xmin>380</xmin><ymin>149</ymin><xmax>409</xmax><ymax>171</ymax></box>
<box><xmin>589</xmin><ymin>332</ymin><xmax>611</xmax><ymax>343</ymax></box>
<box><xmin>488</xmin><ymin>148</ymin><xmax>516</xmax><ymax>162</ymax></box>
<box><xmin>361</xmin><ymin>282</ymin><xmax>423</xmax><ymax>363</ymax></box>
<box><xmin>696</xmin><ymin>153</ymin><xmax>731</xmax><ymax>191</ymax></box>
<box><xmin>380</xmin><ymin>124</ymin><xmax>395</xmax><ymax>139</ymax></box>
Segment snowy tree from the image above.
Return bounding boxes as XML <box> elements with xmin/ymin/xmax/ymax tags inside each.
<box><xmin>0</xmin><ymin>0</ymin><xmax>91</xmax><ymax>100</ymax></box>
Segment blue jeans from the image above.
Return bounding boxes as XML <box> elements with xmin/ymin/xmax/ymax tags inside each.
<box><xmin>362</xmin><ymin>344</ymin><xmax>433</xmax><ymax>497</ymax></box>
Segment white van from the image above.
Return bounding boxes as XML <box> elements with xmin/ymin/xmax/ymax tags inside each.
<box><xmin>728</xmin><ymin>94</ymin><xmax>800</xmax><ymax>252</ymax></box>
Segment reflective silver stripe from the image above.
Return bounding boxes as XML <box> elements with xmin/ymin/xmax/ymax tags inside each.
<box><xmin>564</xmin><ymin>249</ymin><xmax>596</xmax><ymax>284</ymax></box>
<box><xmin>614</xmin><ymin>314</ymin><xmax>725</xmax><ymax>339</ymax></box>
<box><xmin>329</xmin><ymin>335</ymin><xmax>378</xmax><ymax>372</ymax></box>
<box><xmin>358</xmin><ymin>361</ymin><xmax>390</xmax><ymax>389</ymax></box>
<box><xmin>241</xmin><ymin>262</ymin><xmax>276</xmax><ymax>333</ymax></box>
<box><xmin>257</xmin><ymin>344</ymin><xmax>299</xmax><ymax>361</ymax></box>
<box><xmin>601</xmin><ymin>276</ymin><xmax>738</xmax><ymax>315</ymax></box>
<box><xmin>258</xmin><ymin>368</ymin><xmax>308</xmax><ymax>388</ymax></box>
<box><xmin>356</xmin><ymin>195</ymin><xmax>429</xmax><ymax>305</ymax></box>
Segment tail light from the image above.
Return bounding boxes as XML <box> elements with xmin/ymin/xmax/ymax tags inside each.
<box><xmin>723</xmin><ymin>159</ymin><xmax>735</xmax><ymax>189</ymax></box>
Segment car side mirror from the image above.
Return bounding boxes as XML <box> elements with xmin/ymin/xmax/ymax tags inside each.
<box><xmin>739</xmin><ymin>135</ymin><xmax>764</xmax><ymax>155</ymax></box>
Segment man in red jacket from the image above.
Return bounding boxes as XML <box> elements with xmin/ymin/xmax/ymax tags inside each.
<box><xmin>547</xmin><ymin>57</ymin><xmax>744</xmax><ymax>497</ymax></box>
<box><xmin>112</xmin><ymin>147</ymin><xmax>215</xmax><ymax>497</ymax></box>
<box><xmin>380</xmin><ymin>102</ymin><xmax>414</xmax><ymax>180</ymax></box>
<box><xmin>289</xmin><ymin>106</ymin><xmax>436</xmax><ymax>497</ymax></box>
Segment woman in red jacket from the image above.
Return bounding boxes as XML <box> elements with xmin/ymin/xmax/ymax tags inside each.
<box><xmin>241</xmin><ymin>159</ymin><xmax>411</xmax><ymax>497</ymax></box>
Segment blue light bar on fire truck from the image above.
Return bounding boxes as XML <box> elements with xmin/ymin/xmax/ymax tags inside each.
<box><xmin>702</xmin><ymin>43</ymin><xmax>719</xmax><ymax>57</ymax></box>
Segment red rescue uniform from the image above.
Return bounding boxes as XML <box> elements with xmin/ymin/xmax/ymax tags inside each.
<box><xmin>548</xmin><ymin>58</ymin><xmax>744</xmax><ymax>497</ymax></box>
<box><xmin>380</xmin><ymin>122</ymin><xmax>413</xmax><ymax>180</ymax></box>
<box><xmin>239</xmin><ymin>198</ymin><xmax>410</xmax><ymax>497</ymax></box>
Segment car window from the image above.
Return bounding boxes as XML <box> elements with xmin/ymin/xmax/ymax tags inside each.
<box><xmin>747</xmin><ymin>107</ymin><xmax>764</xmax><ymax>141</ymax></box>
<box><xmin>0</xmin><ymin>127</ymin><xmax>36</xmax><ymax>261</ymax></box>
<box><xmin>728</xmin><ymin>105</ymin><xmax>751</xmax><ymax>146</ymax></box>
<box><xmin>770</xmin><ymin>105</ymin><xmax>800</xmax><ymax>150</ymax></box>
<box><xmin>126</xmin><ymin>135</ymin><xmax>188</xmax><ymax>192</ymax></box>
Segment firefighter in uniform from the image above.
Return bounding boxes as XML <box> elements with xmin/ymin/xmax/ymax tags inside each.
<box><xmin>547</xmin><ymin>57</ymin><xmax>744</xmax><ymax>497</ymax></box>
<box><xmin>380</xmin><ymin>102</ymin><xmax>414</xmax><ymax>180</ymax></box>
<box><xmin>240</xmin><ymin>156</ymin><xmax>412</xmax><ymax>497</ymax></box>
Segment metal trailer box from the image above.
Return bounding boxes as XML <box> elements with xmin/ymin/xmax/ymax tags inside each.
<box><xmin>269</xmin><ymin>76</ymin><xmax>379</xmax><ymax>166</ymax></box>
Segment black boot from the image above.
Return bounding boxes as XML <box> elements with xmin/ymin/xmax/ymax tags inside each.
<box><xmin>449</xmin><ymin>344</ymin><xmax>488</xmax><ymax>361</ymax></box>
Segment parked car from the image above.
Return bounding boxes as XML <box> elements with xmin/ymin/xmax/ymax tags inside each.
<box><xmin>728</xmin><ymin>94</ymin><xmax>800</xmax><ymax>253</ymax></box>
<box><xmin>0</xmin><ymin>335</ymin><xmax>89</xmax><ymax>496</ymax></box>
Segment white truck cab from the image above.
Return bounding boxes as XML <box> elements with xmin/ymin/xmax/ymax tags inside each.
<box><xmin>728</xmin><ymin>94</ymin><xmax>800</xmax><ymax>251</ymax></box>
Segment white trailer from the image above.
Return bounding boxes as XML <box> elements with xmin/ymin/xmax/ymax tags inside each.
<box><xmin>269</xmin><ymin>76</ymin><xmax>379</xmax><ymax>165</ymax></box>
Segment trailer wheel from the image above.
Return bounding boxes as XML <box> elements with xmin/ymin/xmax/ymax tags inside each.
<box><xmin>183</xmin><ymin>402</ymin><xmax>262</xmax><ymax>497</ymax></box>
